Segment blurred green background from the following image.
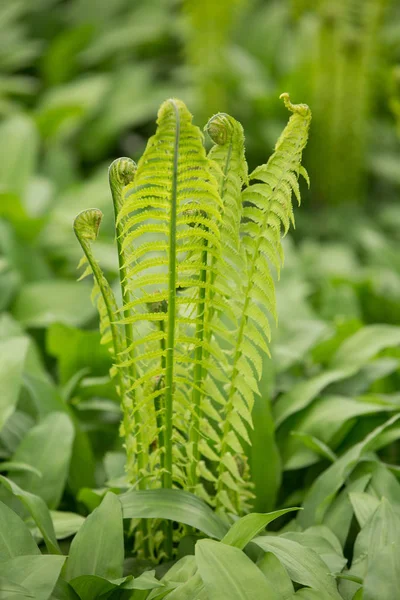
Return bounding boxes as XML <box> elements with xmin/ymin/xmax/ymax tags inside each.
<box><xmin>1</xmin><ymin>0</ymin><xmax>400</xmax><ymax>504</ymax></box>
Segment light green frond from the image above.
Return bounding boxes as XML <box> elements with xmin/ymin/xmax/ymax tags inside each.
<box><xmin>72</xmin><ymin>95</ymin><xmax>311</xmax><ymax>543</ymax></box>
<box><xmin>116</xmin><ymin>98</ymin><xmax>226</xmax><ymax>494</ymax></box>
<box><xmin>73</xmin><ymin>209</ymin><xmax>121</xmax><ymax>356</ymax></box>
<box><xmin>206</xmin><ymin>111</ymin><xmax>248</xmax><ymax>255</ymax></box>
<box><xmin>215</xmin><ymin>94</ymin><xmax>311</xmax><ymax>514</ymax></box>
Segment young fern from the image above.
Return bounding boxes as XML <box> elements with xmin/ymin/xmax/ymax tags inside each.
<box><xmin>73</xmin><ymin>209</ymin><xmax>130</xmax><ymax>441</ymax></box>
<box><xmin>117</xmin><ymin>98</ymin><xmax>225</xmax><ymax>495</ymax></box>
<box><xmin>213</xmin><ymin>93</ymin><xmax>312</xmax><ymax>513</ymax></box>
<box><xmin>73</xmin><ymin>94</ymin><xmax>311</xmax><ymax>545</ymax></box>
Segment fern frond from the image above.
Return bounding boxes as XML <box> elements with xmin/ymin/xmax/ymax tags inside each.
<box><xmin>73</xmin><ymin>95</ymin><xmax>311</xmax><ymax>546</ymax></box>
<box><xmin>73</xmin><ymin>209</ymin><xmax>131</xmax><ymax>427</ymax></box>
<box><xmin>215</xmin><ymin>93</ymin><xmax>312</xmax><ymax>513</ymax></box>
<box><xmin>117</xmin><ymin>99</ymin><xmax>226</xmax><ymax>497</ymax></box>
<box><xmin>206</xmin><ymin>112</ymin><xmax>248</xmax><ymax>258</ymax></box>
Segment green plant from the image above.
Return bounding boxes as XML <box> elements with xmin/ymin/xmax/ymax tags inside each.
<box><xmin>73</xmin><ymin>95</ymin><xmax>311</xmax><ymax>549</ymax></box>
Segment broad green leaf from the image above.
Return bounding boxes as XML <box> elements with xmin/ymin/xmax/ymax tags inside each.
<box><xmin>257</xmin><ymin>552</ymin><xmax>294</xmax><ymax>599</ymax></box>
<box><xmin>120</xmin><ymin>489</ymin><xmax>228</xmax><ymax>539</ymax></box>
<box><xmin>31</xmin><ymin>511</ymin><xmax>85</xmax><ymax>541</ymax></box>
<box><xmin>65</xmin><ymin>492</ymin><xmax>124</xmax><ymax>581</ymax></box>
<box><xmin>363</xmin><ymin>542</ymin><xmax>400</xmax><ymax>600</ymax></box>
<box><xmin>222</xmin><ymin>508</ymin><xmax>300</xmax><ymax>549</ymax></box>
<box><xmin>368</xmin><ymin>462</ymin><xmax>400</xmax><ymax>506</ymax></box>
<box><xmin>253</xmin><ymin>536</ymin><xmax>342</xmax><ymax>599</ymax></box>
<box><xmin>299</xmin><ymin>414</ymin><xmax>400</xmax><ymax>528</ymax></box>
<box><xmin>274</xmin><ymin>369</ymin><xmax>354</xmax><ymax>428</ymax></box>
<box><xmin>353</xmin><ymin>497</ymin><xmax>400</xmax><ymax>564</ymax></box>
<box><xmin>46</xmin><ymin>323</ymin><xmax>111</xmax><ymax>385</ymax></box>
<box><xmin>70</xmin><ymin>572</ymin><xmax>163</xmax><ymax>600</ymax></box>
<box><xmin>11</xmin><ymin>412</ymin><xmax>74</xmax><ymax>508</ymax></box>
<box><xmin>0</xmin><ymin>462</ymin><xmax>42</xmax><ymax>478</ymax></box>
<box><xmin>12</xmin><ymin>281</ymin><xmax>94</xmax><ymax>328</ymax></box>
<box><xmin>349</xmin><ymin>492</ymin><xmax>380</xmax><ymax>528</ymax></box>
<box><xmin>282</xmin><ymin>528</ymin><xmax>346</xmax><ymax>573</ymax></box>
<box><xmin>23</xmin><ymin>373</ymin><xmax>96</xmax><ymax>493</ymax></box>
<box><xmin>0</xmin><ymin>577</ymin><xmax>34</xmax><ymax>598</ymax></box>
<box><xmin>0</xmin><ymin>500</ymin><xmax>39</xmax><ymax>559</ymax></box>
<box><xmin>50</xmin><ymin>578</ymin><xmax>80</xmax><ymax>600</ymax></box>
<box><xmin>69</xmin><ymin>576</ymin><xmax>119</xmax><ymax>600</ymax></box>
<box><xmin>0</xmin><ymin>115</ymin><xmax>38</xmax><ymax>196</ymax></box>
<box><xmin>0</xmin><ymin>337</ymin><xmax>29</xmax><ymax>430</ymax></box>
<box><xmin>344</xmin><ymin>498</ymin><xmax>400</xmax><ymax>600</ymax></box>
<box><xmin>147</xmin><ymin>557</ymin><xmax>198</xmax><ymax>600</ymax></box>
<box><xmin>0</xmin><ymin>475</ymin><xmax>60</xmax><ymax>554</ymax></box>
<box><xmin>165</xmin><ymin>573</ymin><xmax>205</xmax><ymax>600</ymax></box>
<box><xmin>282</xmin><ymin>395</ymin><xmax>398</xmax><ymax>470</ymax></box>
<box><xmin>248</xmin><ymin>371</ymin><xmax>281</xmax><ymax>512</ymax></box>
<box><xmin>331</xmin><ymin>325</ymin><xmax>400</xmax><ymax>370</ymax></box>
<box><xmin>196</xmin><ymin>539</ymin><xmax>280</xmax><ymax>600</ymax></box>
<box><xmin>293</xmin><ymin>590</ymin><xmax>333</xmax><ymax>599</ymax></box>
<box><xmin>0</xmin><ymin>555</ymin><xmax>65</xmax><ymax>599</ymax></box>
<box><xmin>0</xmin><ymin>411</ymin><xmax>34</xmax><ymax>455</ymax></box>
<box><xmin>289</xmin><ymin>432</ymin><xmax>337</xmax><ymax>466</ymax></box>
<box><xmin>323</xmin><ymin>474</ymin><xmax>371</xmax><ymax>547</ymax></box>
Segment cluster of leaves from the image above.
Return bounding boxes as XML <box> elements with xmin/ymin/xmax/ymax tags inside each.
<box><xmin>73</xmin><ymin>94</ymin><xmax>311</xmax><ymax>532</ymax></box>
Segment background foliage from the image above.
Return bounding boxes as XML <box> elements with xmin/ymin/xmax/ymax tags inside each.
<box><xmin>1</xmin><ymin>0</ymin><xmax>400</xmax><ymax>598</ymax></box>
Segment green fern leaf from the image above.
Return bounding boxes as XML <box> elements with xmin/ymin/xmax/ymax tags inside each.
<box><xmin>118</xmin><ymin>99</ymin><xmax>225</xmax><ymax>493</ymax></box>
<box><xmin>215</xmin><ymin>93</ymin><xmax>312</xmax><ymax>513</ymax></box>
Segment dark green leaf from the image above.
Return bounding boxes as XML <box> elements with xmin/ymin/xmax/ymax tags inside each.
<box><xmin>0</xmin><ymin>555</ymin><xmax>65</xmax><ymax>599</ymax></box>
<box><xmin>0</xmin><ymin>500</ymin><xmax>39</xmax><ymax>559</ymax></box>
<box><xmin>0</xmin><ymin>337</ymin><xmax>29</xmax><ymax>430</ymax></box>
<box><xmin>11</xmin><ymin>412</ymin><xmax>74</xmax><ymax>509</ymax></box>
<box><xmin>222</xmin><ymin>508</ymin><xmax>300</xmax><ymax>549</ymax></box>
<box><xmin>0</xmin><ymin>475</ymin><xmax>60</xmax><ymax>554</ymax></box>
<box><xmin>253</xmin><ymin>536</ymin><xmax>342</xmax><ymax>599</ymax></box>
<box><xmin>12</xmin><ymin>281</ymin><xmax>94</xmax><ymax>328</ymax></box>
<box><xmin>120</xmin><ymin>489</ymin><xmax>228</xmax><ymax>539</ymax></box>
<box><xmin>65</xmin><ymin>492</ymin><xmax>124</xmax><ymax>581</ymax></box>
<box><xmin>196</xmin><ymin>539</ymin><xmax>280</xmax><ymax>600</ymax></box>
<box><xmin>299</xmin><ymin>414</ymin><xmax>400</xmax><ymax>528</ymax></box>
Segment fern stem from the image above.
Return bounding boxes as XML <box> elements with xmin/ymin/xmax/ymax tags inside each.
<box><xmin>108</xmin><ymin>159</ymin><xmax>148</xmax><ymax>482</ymax></box>
<box><xmin>161</xmin><ymin>100</ymin><xmax>181</xmax><ymax>558</ymax></box>
<box><xmin>73</xmin><ymin>212</ymin><xmax>127</xmax><ymax>409</ymax></box>
<box><xmin>188</xmin><ymin>242</ymin><xmax>208</xmax><ymax>491</ymax></box>
<box><xmin>109</xmin><ymin>159</ymin><xmax>150</xmax><ymax>557</ymax></box>
<box><xmin>164</xmin><ymin>100</ymin><xmax>180</xmax><ymax>491</ymax></box>
<box><xmin>109</xmin><ymin>158</ymin><xmax>137</xmax><ymax>383</ymax></box>
<box><xmin>216</xmin><ymin>127</ymin><xmax>304</xmax><ymax>507</ymax></box>
<box><xmin>156</xmin><ymin>318</ymin><xmax>166</xmax><ymax>471</ymax></box>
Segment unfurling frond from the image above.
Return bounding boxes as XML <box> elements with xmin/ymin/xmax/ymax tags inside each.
<box><xmin>73</xmin><ymin>209</ymin><xmax>124</xmax><ymax>379</ymax></box>
<box><xmin>206</xmin><ymin>112</ymin><xmax>248</xmax><ymax>260</ymax></box>
<box><xmin>118</xmin><ymin>98</ymin><xmax>225</xmax><ymax>494</ymax></box>
<box><xmin>215</xmin><ymin>93</ymin><xmax>312</xmax><ymax>514</ymax></box>
<box><xmin>73</xmin><ymin>96</ymin><xmax>311</xmax><ymax>550</ymax></box>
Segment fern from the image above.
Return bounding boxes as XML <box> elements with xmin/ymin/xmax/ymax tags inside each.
<box><xmin>73</xmin><ymin>209</ymin><xmax>130</xmax><ymax>435</ymax></box>
<box><xmin>117</xmin><ymin>98</ymin><xmax>225</xmax><ymax>497</ymax></box>
<box><xmin>213</xmin><ymin>93</ymin><xmax>311</xmax><ymax>513</ymax></box>
<box><xmin>73</xmin><ymin>94</ymin><xmax>311</xmax><ymax>553</ymax></box>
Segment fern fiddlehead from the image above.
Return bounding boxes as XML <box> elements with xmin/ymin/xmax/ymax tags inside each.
<box><xmin>73</xmin><ymin>209</ymin><xmax>128</xmax><ymax>424</ymax></box>
<box><xmin>215</xmin><ymin>93</ymin><xmax>312</xmax><ymax>513</ymax></box>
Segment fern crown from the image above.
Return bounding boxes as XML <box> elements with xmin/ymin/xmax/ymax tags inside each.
<box><xmin>73</xmin><ymin>94</ymin><xmax>311</xmax><ymax>526</ymax></box>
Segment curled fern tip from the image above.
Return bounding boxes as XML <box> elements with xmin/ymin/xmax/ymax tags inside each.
<box><xmin>206</xmin><ymin>113</ymin><xmax>232</xmax><ymax>145</ymax></box>
<box><xmin>73</xmin><ymin>208</ymin><xmax>103</xmax><ymax>242</ymax></box>
<box><xmin>279</xmin><ymin>92</ymin><xmax>310</xmax><ymax>117</ymax></box>
<box><xmin>109</xmin><ymin>157</ymin><xmax>136</xmax><ymax>189</ymax></box>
